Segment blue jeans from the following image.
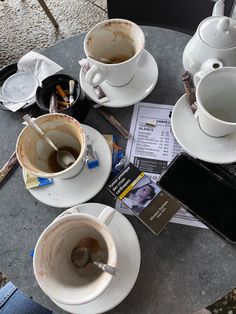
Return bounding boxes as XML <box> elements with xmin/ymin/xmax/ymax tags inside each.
<box><xmin>0</xmin><ymin>282</ymin><xmax>53</xmax><ymax>314</ymax></box>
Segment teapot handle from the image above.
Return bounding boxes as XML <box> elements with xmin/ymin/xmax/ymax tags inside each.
<box><xmin>212</xmin><ymin>0</ymin><xmax>225</xmax><ymax>16</ymax></box>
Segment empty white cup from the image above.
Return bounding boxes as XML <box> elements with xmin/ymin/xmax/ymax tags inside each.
<box><xmin>33</xmin><ymin>206</ymin><xmax>117</xmax><ymax>306</ymax></box>
<box><xmin>195</xmin><ymin>67</ymin><xmax>236</xmax><ymax>137</ymax></box>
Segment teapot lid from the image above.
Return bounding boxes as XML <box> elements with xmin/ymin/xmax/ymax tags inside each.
<box><xmin>199</xmin><ymin>16</ymin><xmax>236</xmax><ymax>49</ymax></box>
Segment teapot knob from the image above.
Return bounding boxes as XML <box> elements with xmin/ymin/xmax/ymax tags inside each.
<box><xmin>217</xmin><ymin>17</ymin><xmax>230</xmax><ymax>32</ymax></box>
<box><xmin>212</xmin><ymin>0</ymin><xmax>225</xmax><ymax>16</ymax></box>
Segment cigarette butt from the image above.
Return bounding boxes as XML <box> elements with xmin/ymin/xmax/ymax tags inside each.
<box><xmin>49</xmin><ymin>92</ymin><xmax>58</xmax><ymax>113</ymax></box>
<box><xmin>69</xmin><ymin>80</ymin><xmax>75</xmax><ymax>104</ymax></box>
<box><xmin>56</xmin><ymin>85</ymin><xmax>69</xmax><ymax>102</ymax></box>
<box><xmin>56</xmin><ymin>89</ymin><xmax>69</xmax><ymax>96</ymax></box>
<box><xmin>69</xmin><ymin>80</ymin><xmax>75</xmax><ymax>95</ymax></box>
<box><xmin>58</xmin><ymin>100</ymin><xmax>70</xmax><ymax>107</ymax></box>
<box><xmin>69</xmin><ymin>95</ymin><xmax>74</xmax><ymax>104</ymax></box>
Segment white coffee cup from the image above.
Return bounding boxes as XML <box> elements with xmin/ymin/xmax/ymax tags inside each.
<box><xmin>194</xmin><ymin>67</ymin><xmax>236</xmax><ymax>137</ymax></box>
<box><xmin>33</xmin><ymin>206</ymin><xmax>117</xmax><ymax>306</ymax></box>
<box><xmin>84</xmin><ymin>18</ymin><xmax>145</xmax><ymax>87</ymax></box>
<box><xmin>16</xmin><ymin>113</ymin><xmax>86</xmax><ymax>179</ymax></box>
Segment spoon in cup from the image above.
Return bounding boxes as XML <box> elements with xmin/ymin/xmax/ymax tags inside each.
<box><xmin>71</xmin><ymin>246</ymin><xmax>117</xmax><ymax>276</ymax></box>
<box><xmin>23</xmin><ymin>114</ymin><xmax>76</xmax><ymax>169</ymax></box>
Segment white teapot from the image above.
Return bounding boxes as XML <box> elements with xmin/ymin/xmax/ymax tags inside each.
<box><xmin>183</xmin><ymin>0</ymin><xmax>236</xmax><ymax>79</ymax></box>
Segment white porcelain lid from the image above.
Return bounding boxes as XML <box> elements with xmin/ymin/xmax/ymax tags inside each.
<box><xmin>199</xmin><ymin>16</ymin><xmax>236</xmax><ymax>49</ymax></box>
<box><xmin>2</xmin><ymin>72</ymin><xmax>38</xmax><ymax>103</ymax></box>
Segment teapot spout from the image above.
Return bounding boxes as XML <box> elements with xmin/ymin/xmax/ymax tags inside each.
<box><xmin>212</xmin><ymin>0</ymin><xmax>225</xmax><ymax>16</ymax></box>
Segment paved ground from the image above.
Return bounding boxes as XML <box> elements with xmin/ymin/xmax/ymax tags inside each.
<box><xmin>1</xmin><ymin>0</ymin><xmax>236</xmax><ymax>69</ymax></box>
<box><xmin>0</xmin><ymin>0</ymin><xmax>107</xmax><ymax>68</ymax></box>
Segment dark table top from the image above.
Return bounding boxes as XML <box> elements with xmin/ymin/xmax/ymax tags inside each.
<box><xmin>0</xmin><ymin>25</ymin><xmax>236</xmax><ymax>314</ymax></box>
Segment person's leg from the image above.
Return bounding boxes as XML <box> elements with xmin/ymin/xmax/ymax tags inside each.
<box><xmin>0</xmin><ymin>281</ymin><xmax>53</xmax><ymax>314</ymax></box>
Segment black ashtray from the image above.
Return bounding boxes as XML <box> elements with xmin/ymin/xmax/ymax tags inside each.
<box><xmin>0</xmin><ymin>63</ymin><xmax>17</xmax><ymax>111</ymax></box>
<box><xmin>36</xmin><ymin>73</ymin><xmax>90</xmax><ymax>122</ymax></box>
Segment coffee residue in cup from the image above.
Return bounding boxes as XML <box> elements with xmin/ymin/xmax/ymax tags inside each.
<box><xmin>101</xmin><ymin>54</ymin><xmax>132</xmax><ymax>64</ymax></box>
<box><xmin>96</xmin><ymin>38</ymin><xmax>136</xmax><ymax>64</ymax></box>
<box><xmin>76</xmin><ymin>237</ymin><xmax>101</xmax><ymax>253</ymax></box>
<box><xmin>71</xmin><ymin>237</ymin><xmax>108</xmax><ymax>282</ymax></box>
<box><xmin>48</xmin><ymin>145</ymin><xmax>80</xmax><ymax>172</ymax></box>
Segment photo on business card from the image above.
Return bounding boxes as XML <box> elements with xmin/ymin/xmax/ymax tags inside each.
<box><xmin>122</xmin><ymin>176</ymin><xmax>161</xmax><ymax>215</ymax></box>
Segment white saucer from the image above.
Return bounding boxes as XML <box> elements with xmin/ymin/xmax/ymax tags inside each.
<box><xmin>171</xmin><ymin>94</ymin><xmax>236</xmax><ymax>164</ymax></box>
<box><xmin>79</xmin><ymin>50</ymin><xmax>158</xmax><ymax>108</ymax></box>
<box><xmin>52</xmin><ymin>203</ymin><xmax>141</xmax><ymax>314</ymax></box>
<box><xmin>23</xmin><ymin>125</ymin><xmax>112</xmax><ymax>208</ymax></box>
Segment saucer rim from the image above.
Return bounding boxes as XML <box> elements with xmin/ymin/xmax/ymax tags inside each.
<box><xmin>51</xmin><ymin>202</ymin><xmax>141</xmax><ymax>314</ymax></box>
<box><xmin>171</xmin><ymin>94</ymin><xmax>236</xmax><ymax>164</ymax></box>
<box><xmin>22</xmin><ymin>125</ymin><xmax>112</xmax><ymax>207</ymax></box>
<box><xmin>79</xmin><ymin>49</ymin><xmax>159</xmax><ymax>108</ymax></box>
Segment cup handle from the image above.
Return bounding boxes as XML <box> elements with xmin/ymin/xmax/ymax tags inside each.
<box><xmin>194</xmin><ymin>107</ymin><xmax>199</xmax><ymax>119</ymax></box>
<box><xmin>193</xmin><ymin>70</ymin><xmax>205</xmax><ymax>87</ymax></box>
<box><xmin>85</xmin><ymin>64</ymin><xmax>108</xmax><ymax>86</ymax></box>
<box><xmin>98</xmin><ymin>206</ymin><xmax>115</xmax><ymax>225</ymax></box>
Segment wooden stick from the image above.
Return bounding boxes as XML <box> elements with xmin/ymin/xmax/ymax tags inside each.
<box><xmin>97</xmin><ymin>108</ymin><xmax>131</xmax><ymax>139</ymax></box>
<box><xmin>182</xmin><ymin>71</ymin><xmax>197</xmax><ymax>114</ymax></box>
<box><xmin>0</xmin><ymin>151</ymin><xmax>18</xmax><ymax>185</ymax></box>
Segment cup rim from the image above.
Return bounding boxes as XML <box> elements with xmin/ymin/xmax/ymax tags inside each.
<box><xmin>196</xmin><ymin>67</ymin><xmax>236</xmax><ymax>126</ymax></box>
<box><xmin>16</xmin><ymin>113</ymin><xmax>86</xmax><ymax>178</ymax></box>
<box><xmin>84</xmin><ymin>18</ymin><xmax>145</xmax><ymax>67</ymax></box>
<box><xmin>33</xmin><ymin>213</ymin><xmax>117</xmax><ymax>305</ymax></box>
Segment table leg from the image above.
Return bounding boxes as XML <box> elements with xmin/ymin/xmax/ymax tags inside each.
<box><xmin>37</xmin><ymin>0</ymin><xmax>58</xmax><ymax>28</ymax></box>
